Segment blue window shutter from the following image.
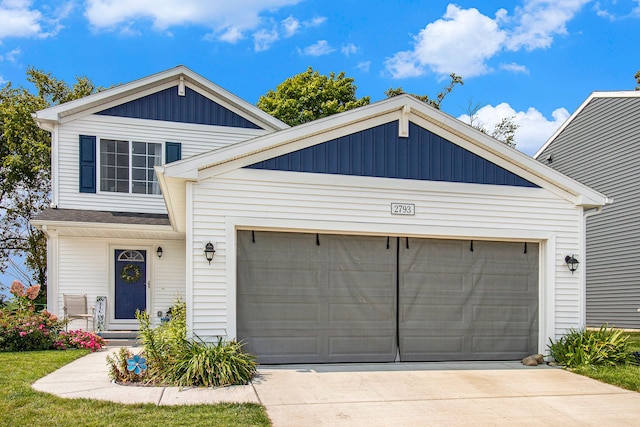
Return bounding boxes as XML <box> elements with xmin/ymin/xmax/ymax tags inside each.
<box><xmin>165</xmin><ymin>142</ymin><xmax>182</xmax><ymax>164</ymax></box>
<box><xmin>79</xmin><ymin>135</ymin><xmax>96</xmax><ymax>193</ymax></box>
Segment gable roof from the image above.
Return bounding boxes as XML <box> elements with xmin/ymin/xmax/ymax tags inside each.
<box><xmin>157</xmin><ymin>95</ymin><xmax>609</xmax><ymax>231</ymax></box>
<box><xmin>32</xmin><ymin>65</ymin><xmax>288</xmax><ymax>132</ymax></box>
<box><xmin>534</xmin><ymin>91</ymin><xmax>640</xmax><ymax>159</ymax></box>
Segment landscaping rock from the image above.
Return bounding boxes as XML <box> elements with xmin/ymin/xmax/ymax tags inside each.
<box><xmin>521</xmin><ymin>354</ymin><xmax>545</xmax><ymax>366</ymax></box>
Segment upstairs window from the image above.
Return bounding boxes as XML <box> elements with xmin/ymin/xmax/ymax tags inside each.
<box><xmin>100</xmin><ymin>139</ymin><xmax>162</xmax><ymax>194</ymax></box>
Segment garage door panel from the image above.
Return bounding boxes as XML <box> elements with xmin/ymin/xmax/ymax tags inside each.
<box><xmin>471</xmin><ymin>336</ymin><xmax>534</xmax><ymax>354</ymax></box>
<box><xmin>399</xmin><ymin>239</ymin><xmax>538</xmax><ymax>361</ymax></box>
<box><xmin>401</xmin><ymin>303</ymin><xmax>466</xmax><ymax>323</ymax></box>
<box><xmin>403</xmin><ymin>272</ymin><xmax>470</xmax><ymax>294</ymax></box>
<box><xmin>329</xmin><ymin>303</ymin><xmax>395</xmax><ymax>323</ymax></box>
<box><xmin>238</xmin><ymin>231</ymin><xmax>538</xmax><ymax>364</ymax></box>
<box><xmin>238</xmin><ymin>301</ymin><xmax>320</xmax><ymax>324</ymax></box>
<box><xmin>473</xmin><ymin>304</ymin><xmax>536</xmax><ymax>322</ymax></box>
<box><xmin>237</xmin><ymin>231</ymin><xmax>397</xmax><ymax>364</ymax></box>
<box><xmin>401</xmin><ymin>335</ymin><xmax>464</xmax><ymax>356</ymax></box>
<box><xmin>473</xmin><ymin>273</ymin><xmax>537</xmax><ymax>294</ymax></box>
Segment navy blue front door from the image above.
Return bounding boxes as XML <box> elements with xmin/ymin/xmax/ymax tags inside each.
<box><xmin>115</xmin><ymin>250</ymin><xmax>147</xmax><ymax>319</ymax></box>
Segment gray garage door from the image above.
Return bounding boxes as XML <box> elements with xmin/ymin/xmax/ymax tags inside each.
<box><xmin>237</xmin><ymin>231</ymin><xmax>538</xmax><ymax>364</ymax></box>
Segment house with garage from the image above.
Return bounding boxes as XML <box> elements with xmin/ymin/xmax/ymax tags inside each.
<box><xmin>535</xmin><ymin>91</ymin><xmax>640</xmax><ymax>329</ymax></box>
<box><xmin>32</xmin><ymin>66</ymin><xmax>609</xmax><ymax>363</ymax></box>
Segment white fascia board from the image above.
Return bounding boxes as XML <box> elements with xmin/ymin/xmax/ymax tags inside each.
<box><xmin>155</xmin><ymin>166</ymin><xmax>176</xmax><ymax>230</ymax></box>
<box><xmin>34</xmin><ymin>67</ymin><xmax>188</xmax><ymax>122</ymax></box>
<box><xmin>164</xmin><ymin>96</ymin><xmax>412</xmax><ymax>179</ymax></box>
<box><xmin>533</xmin><ymin>90</ymin><xmax>640</xmax><ymax>159</ymax></box>
<box><xmin>32</xmin><ymin>65</ymin><xmax>289</xmax><ymax>131</ymax></box>
<box><xmin>30</xmin><ymin>218</ymin><xmax>174</xmax><ymax>232</ymax></box>
<box><xmin>155</xmin><ymin>166</ymin><xmax>187</xmax><ymax>232</ymax></box>
<box><xmin>183</xmin><ymin>70</ymin><xmax>289</xmax><ymax>132</ymax></box>
<box><xmin>165</xmin><ymin>94</ymin><xmax>608</xmax><ymax>208</ymax></box>
<box><xmin>409</xmin><ymin>108</ymin><xmax>610</xmax><ymax>208</ymax></box>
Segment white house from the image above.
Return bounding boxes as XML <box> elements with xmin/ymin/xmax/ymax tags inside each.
<box><xmin>32</xmin><ymin>66</ymin><xmax>609</xmax><ymax>363</ymax></box>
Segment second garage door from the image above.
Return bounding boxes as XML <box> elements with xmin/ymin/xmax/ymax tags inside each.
<box><xmin>237</xmin><ymin>231</ymin><xmax>538</xmax><ymax>364</ymax></box>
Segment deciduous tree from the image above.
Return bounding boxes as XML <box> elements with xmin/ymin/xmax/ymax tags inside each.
<box><xmin>257</xmin><ymin>67</ymin><xmax>370</xmax><ymax>126</ymax></box>
<box><xmin>385</xmin><ymin>73</ymin><xmax>464</xmax><ymax>109</ymax></box>
<box><xmin>0</xmin><ymin>68</ymin><xmax>97</xmax><ymax>299</ymax></box>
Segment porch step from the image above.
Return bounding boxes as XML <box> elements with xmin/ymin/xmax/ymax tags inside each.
<box><xmin>100</xmin><ymin>331</ymin><xmax>141</xmax><ymax>347</ymax></box>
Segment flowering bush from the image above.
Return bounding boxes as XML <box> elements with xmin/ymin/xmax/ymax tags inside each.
<box><xmin>0</xmin><ymin>308</ymin><xmax>65</xmax><ymax>351</ymax></box>
<box><xmin>55</xmin><ymin>330</ymin><xmax>106</xmax><ymax>352</ymax></box>
<box><xmin>0</xmin><ymin>280</ymin><xmax>65</xmax><ymax>352</ymax></box>
<box><xmin>0</xmin><ymin>280</ymin><xmax>111</xmax><ymax>352</ymax></box>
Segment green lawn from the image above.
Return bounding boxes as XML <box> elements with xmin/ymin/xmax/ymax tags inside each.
<box><xmin>0</xmin><ymin>350</ymin><xmax>271</xmax><ymax>427</ymax></box>
<box><xmin>571</xmin><ymin>332</ymin><xmax>640</xmax><ymax>392</ymax></box>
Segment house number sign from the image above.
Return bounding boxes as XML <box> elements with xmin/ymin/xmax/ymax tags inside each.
<box><xmin>391</xmin><ymin>203</ymin><xmax>415</xmax><ymax>215</ymax></box>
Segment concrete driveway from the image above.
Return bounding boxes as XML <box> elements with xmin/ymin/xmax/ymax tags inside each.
<box><xmin>33</xmin><ymin>350</ymin><xmax>640</xmax><ymax>426</ymax></box>
<box><xmin>253</xmin><ymin>362</ymin><xmax>640</xmax><ymax>426</ymax></box>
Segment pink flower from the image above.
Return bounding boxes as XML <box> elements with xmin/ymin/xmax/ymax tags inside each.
<box><xmin>19</xmin><ymin>332</ymin><xmax>26</xmax><ymax>337</ymax></box>
<box><xmin>25</xmin><ymin>284</ymin><xmax>41</xmax><ymax>300</ymax></box>
<box><xmin>10</xmin><ymin>280</ymin><xmax>25</xmax><ymax>297</ymax></box>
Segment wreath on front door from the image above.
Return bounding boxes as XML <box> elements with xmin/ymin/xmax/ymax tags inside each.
<box><xmin>120</xmin><ymin>264</ymin><xmax>141</xmax><ymax>284</ymax></box>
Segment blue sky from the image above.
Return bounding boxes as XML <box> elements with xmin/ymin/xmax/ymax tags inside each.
<box><xmin>1</xmin><ymin>0</ymin><xmax>639</xmax><ymax>156</ymax></box>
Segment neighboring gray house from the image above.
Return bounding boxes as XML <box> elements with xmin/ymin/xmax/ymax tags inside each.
<box><xmin>535</xmin><ymin>91</ymin><xmax>640</xmax><ymax>329</ymax></box>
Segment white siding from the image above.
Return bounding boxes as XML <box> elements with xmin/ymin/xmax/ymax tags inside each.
<box><xmin>189</xmin><ymin>169</ymin><xmax>582</xmax><ymax>346</ymax></box>
<box><xmin>56</xmin><ymin>236</ymin><xmax>185</xmax><ymax>329</ymax></box>
<box><xmin>56</xmin><ymin>115</ymin><xmax>267</xmax><ymax>213</ymax></box>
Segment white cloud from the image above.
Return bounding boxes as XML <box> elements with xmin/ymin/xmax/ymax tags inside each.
<box><xmin>341</xmin><ymin>43</ymin><xmax>357</xmax><ymax>57</ymax></box>
<box><xmin>84</xmin><ymin>0</ymin><xmax>301</xmax><ymax>42</ymax></box>
<box><xmin>356</xmin><ymin>61</ymin><xmax>371</xmax><ymax>72</ymax></box>
<box><xmin>385</xmin><ymin>5</ymin><xmax>507</xmax><ymax>79</ymax></box>
<box><xmin>0</xmin><ymin>1</ymin><xmax>72</xmax><ymax>40</ymax></box>
<box><xmin>457</xmin><ymin>102</ymin><xmax>570</xmax><ymax>155</ymax></box>
<box><xmin>254</xmin><ymin>27</ymin><xmax>279</xmax><ymax>51</ymax></box>
<box><xmin>385</xmin><ymin>1</ymin><xmax>591</xmax><ymax>80</ymax></box>
<box><xmin>281</xmin><ymin>16</ymin><xmax>299</xmax><ymax>37</ymax></box>
<box><xmin>307</xmin><ymin>16</ymin><xmax>326</xmax><ymax>27</ymax></box>
<box><xmin>500</xmin><ymin>62</ymin><xmax>529</xmax><ymax>74</ymax></box>
<box><xmin>506</xmin><ymin>0</ymin><xmax>591</xmax><ymax>51</ymax></box>
<box><xmin>0</xmin><ymin>47</ymin><xmax>22</xmax><ymax>62</ymax></box>
<box><xmin>280</xmin><ymin>15</ymin><xmax>326</xmax><ymax>38</ymax></box>
<box><xmin>300</xmin><ymin>39</ymin><xmax>335</xmax><ymax>56</ymax></box>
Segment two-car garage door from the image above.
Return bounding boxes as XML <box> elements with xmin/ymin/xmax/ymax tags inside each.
<box><xmin>237</xmin><ymin>231</ymin><xmax>538</xmax><ymax>364</ymax></box>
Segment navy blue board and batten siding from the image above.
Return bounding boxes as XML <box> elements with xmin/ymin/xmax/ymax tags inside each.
<box><xmin>247</xmin><ymin>121</ymin><xmax>538</xmax><ymax>187</ymax></box>
<box><xmin>97</xmin><ymin>86</ymin><xmax>262</xmax><ymax>129</ymax></box>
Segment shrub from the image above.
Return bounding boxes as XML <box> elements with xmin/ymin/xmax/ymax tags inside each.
<box><xmin>0</xmin><ymin>310</ymin><xmax>65</xmax><ymax>351</ymax></box>
<box><xmin>167</xmin><ymin>337</ymin><xmax>257</xmax><ymax>387</ymax></box>
<box><xmin>136</xmin><ymin>300</ymin><xmax>188</xmax><ymax>383</ymax></box>
<box><xmin>55</xmin><ymin>330</ymin><xmax>106</xmax><ymax>352</ymax></box>
<box><xmin>132</xmin><ymin>298</ymin><xmax>257</xmax><ymax>387</ymax></box>
<box><xmin>0</xmin><ymin>280</ymin><xmax>65</xmax><ymax>351</ymax></box>
<box><xmin>548</xmin><ymin>325</ymin><xmax>633</xmax><ymax>368</ymax></box>
<box><xmin>0</xmin><ymin>280</ymin><xmax>104</xmax><ymax>353</ymax></box>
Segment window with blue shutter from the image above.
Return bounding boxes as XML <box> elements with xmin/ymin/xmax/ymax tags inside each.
<box><xmin>165</xmin><ymin>142</ymin><xmax>182</xmax><ymax>164</ymax></box>
<box><xmin>79</xmin><ymin>135</ymin><xmax>96</xmax><ymax>193</ymax></box>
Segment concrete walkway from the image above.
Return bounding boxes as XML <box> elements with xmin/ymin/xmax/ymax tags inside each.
<box><xmin>33</xmin><ymin>348</ymin><xmax>640</xmax><ymax>426</ymax></box>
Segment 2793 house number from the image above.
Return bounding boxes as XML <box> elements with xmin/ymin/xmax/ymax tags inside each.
<box><xmin>391</xmin><ymin>203</ymin><xmax>415</xmax><ymax>215</ymax></box>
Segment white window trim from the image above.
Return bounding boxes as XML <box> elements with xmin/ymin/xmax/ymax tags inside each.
<box><xmin>97</xmin><ymin>137</ymin><xmax>164</xmax><ymax>196</ymax></box>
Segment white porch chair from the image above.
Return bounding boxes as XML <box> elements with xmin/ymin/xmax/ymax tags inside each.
<box><xmin>62</xmin><ymin>294</ymin><xmax>95</xmax><ymax>331</ymax></box>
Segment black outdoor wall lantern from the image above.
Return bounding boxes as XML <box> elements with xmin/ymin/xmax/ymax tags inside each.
<box><xmin>565</xmin><ymin>255</ymin><xmax>579</xmax><ymax>274</ymax></box>
<box><xmin>156</xmin><ymin>246</ymin><xmax>163</xmax><ymax>258</ymax></box>
<box><xmin>204</xmin><ymin>242</ymin><xmax>216</xmax><ymax>264</ymax></box>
